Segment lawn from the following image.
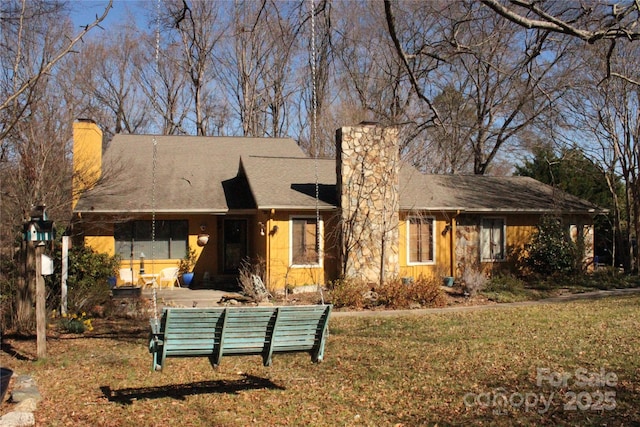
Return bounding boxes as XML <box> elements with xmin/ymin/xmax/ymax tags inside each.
<box><xmin>2</xmin><ymin>295</ymin><xmax>639</xmax><ymax>426</ymax></box>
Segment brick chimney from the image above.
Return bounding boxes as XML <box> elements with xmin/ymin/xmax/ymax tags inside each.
<box><xmin>72</xmin><ymin>119</ymin><xmax>103</xmax><ymax>209</ymax></box>
<box><xmin>336</xmin><ymin>123</ymin><xmax>400</xmax><ymax>284</ymax></box>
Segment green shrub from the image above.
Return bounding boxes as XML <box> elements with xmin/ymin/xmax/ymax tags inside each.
<box><xmin>482</xmin><ymin>274</ymin><xmax>532</xmax><ymax>303</ymax></box>
<box><xmin>48</xmin><ymin>245</ymin><xmax>120</xmax><ymax>314</ymax></box>
<box><xmin>56</xmin><ymin>312</ymin><xmax>93</xmax><ymax>334</ymax></box>
<box><xmin>484</xmin><ymin>274</ymin><xmax>527</xmax><ymax>293</ymax></box>
<box><xmin>525</xmin><ymin>215</ymin><xmax>579</xmax><ymax>275</ymax></box>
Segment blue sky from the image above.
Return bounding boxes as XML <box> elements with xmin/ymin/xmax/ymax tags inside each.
<box><xmin>69</xmin><ymin>0</ymin><xmax>147</xmax><ymax>32</ymax></box>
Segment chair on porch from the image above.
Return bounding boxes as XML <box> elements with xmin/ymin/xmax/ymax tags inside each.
<box><xmin>158</xmin><ymin>267</ymin><xmax>180</xmax><ymax>288</ymax></box>
<box><xmin>118</xmin><ymin>268</ymin><xmax>138</xmax><ymax>286</ymax></box>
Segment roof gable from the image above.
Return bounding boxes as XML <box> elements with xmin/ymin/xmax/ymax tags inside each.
<box><xmin>240</xmin><ymin>156</ymin><xmax>337</xmax><ymax>209</ymax></box>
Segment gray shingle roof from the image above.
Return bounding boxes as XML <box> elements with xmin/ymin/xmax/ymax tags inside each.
<box><xmin>74</xmin><ymin>134</ymin><xmax>603</xmax><ymax>215</ymax></box>
<box><xmin>399</xmin><ymin>167</ymin><xmax>603</xmax><ymax>213</ymax></box>
<box><xmin>240</xmin><ymin>156</ymin><xmax>337</xmax><ymax>210</ymax></box>
<box><xmin>74</xmin><ymin>134</ymin><xmax>306</xmax><ymax>213</ymax></box>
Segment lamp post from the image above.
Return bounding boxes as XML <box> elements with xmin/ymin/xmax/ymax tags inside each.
<box><xmin>140</xmin><ymin>252</ymin><xmax>145</xmax><ymax>275</ymax></box>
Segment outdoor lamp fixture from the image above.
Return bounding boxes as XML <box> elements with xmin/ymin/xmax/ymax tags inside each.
<box><xmin>270</xmin><ymin>225</ymin><xmax>279</xmax><ymax>236</ymax></box>
<box><xmin>258</xmin><ymin>222</ymin><xmax>265</xmax><ymax>236</ymax></box>
<box><xmin>140</xmin><ymin>252</ymin><xmax>146</xmax><ymax>274</ymax></box>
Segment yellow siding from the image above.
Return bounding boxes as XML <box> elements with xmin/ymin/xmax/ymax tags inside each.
<box><xmin>398</xmin><ymin>212</ymin><xmax>454</xmax><ymax>281</ymax></box>
<box><xmin>262</xmin><ymin>210</ymin><xmax>335</xmax><ymax>290</ymax></box>
<box><xmin>506</xmin><ymin>216</ymin><xmax>537</xmax><ymax>252</ymax></box>
<box><xmin>479</xmin><ymin>214</ymin><xmax>537</xmax><ymax>276</ymax></box>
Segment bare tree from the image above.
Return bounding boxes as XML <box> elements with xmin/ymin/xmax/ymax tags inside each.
<box><xmin>62</xmin><ymin>25</ymin><xmax>152</xmax><ymax>140</ymax></box>
<box><xmin>0</xmin><ymin>0</ymin><xmax>111</xmax><ymax>333</ymax></box>
<box><xmin>0</xmin><ymin>0</ymin><xmax>112</xmax><ymax>143</ymax></box>
<box><xmin>384</xmin><ymin>0</ymin><xmax>574</xmax><ymax>175</ymax></box>
<box><xmin>137</xmin><ymin>36</ymin><xmax>191</xmax><ymax>135</ymax></box>
<box><xmin>215</xmin><ymin>1</ymin><xmax>300</xmax><ymax>137</ymax></box>
<box><xmin>419</xmin><ymin>85</ymin><xmax>475</xmax><ymax>174</ymax></box>
<box><xmin>480</xmin><ymin>0</ymin><xmax>640</xmax><ymax>43</ymax></box>
<box><xmin>565</xmin><ymin>39</ymin><xmax>640</xmax><ymax>272</ymax></box>
<box><xmin>161</xmin><ymin>0</ymin><xmax>224</xmax><ymax>136</ymax></box>
<box><xmin>290</xmin><ymin>0</ymin><xmax>339</xmax><ymax>157</ymax></box>
<box><xmin>480</xmin><ymin>0</ymin><xmax>640</xmax><ymax>85</ymax></box>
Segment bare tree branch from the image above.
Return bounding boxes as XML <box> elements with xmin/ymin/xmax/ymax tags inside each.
<box><xmin>480</xmin><ymin>0</ymin><xmax>640</xmax><ymax>43</ymax></box>
<box><xmin>0</xmin><ymin>1</ymin><xmax>113</xmax><ymax>114</ymax></box>
<box><xmin>383</xmin><ymin>0</ymin><xmax>441</xmax><ymax>127</ymax></box>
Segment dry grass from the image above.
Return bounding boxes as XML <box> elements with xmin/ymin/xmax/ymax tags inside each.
<box><xmin>2</xmin><ymin>295</ymin><xmax>640</xmax><ymax>426</ymax></box>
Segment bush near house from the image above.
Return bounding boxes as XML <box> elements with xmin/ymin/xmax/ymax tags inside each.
<box><xmin>524</xmin><ymin>215</ymin><xmax>579</xmax><ymax>275</ymax></box>
<box><xmin>328</xmin><ymin>277</ymin><xmax>446</xmax><ymax>309</ymax></box>
<box><xmin>327</xmin><ymin>279</ymin><xmax>371</xmax><ymax>309</ymax></box>
<box><xmin>48</xmin><ymin>244</ymin><xmax>121</xmax><ymax>315</ymax></box>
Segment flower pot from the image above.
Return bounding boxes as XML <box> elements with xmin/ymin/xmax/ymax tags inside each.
<box><xmin>107</xmin><ymin>276</ymin><xmax>117</xmax><ymax>289</ymax></box>
<box><xmin>0</xmin><ymin>368</ymin><xmax>13</xmax><ymax>403</ymax></box>
<box><xmin>181</xmin><ymin>272</ymin><xmax>194</xmax><ymax>287</ymax></box>
<box><xmin>112</xmin><ymin>286</ymin><xmax>142</xmax><ymax>298</ymax></box>
<box><xmin>443</xmin><ymin>276</ymin><xmax>455</xmax><ymax>287</ymax></box>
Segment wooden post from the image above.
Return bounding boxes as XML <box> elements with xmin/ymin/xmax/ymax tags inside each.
<box><xmin>35</xmin><ymin>242</ymin><xmax>47</xmax><ymax>360</ymax></box>
<box><xmin>61</xmin><ymin>236</ymin><xmax>69</xmax><ymax>315</ymax></box>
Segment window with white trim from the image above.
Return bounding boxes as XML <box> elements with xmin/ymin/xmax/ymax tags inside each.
<box><xmin>408</xmin><ymin>216</ymin><xmax>435</xmax><ymax>264</ymax></box>
<box><xmin>481</xmin><ymin>218</ymin><xmax>505</xmax><ymax>261</ymax></box>
<box><xmin>290</xmin><ymin>217</ymin><xmax>321</xmax><ymax>266</ymax></box>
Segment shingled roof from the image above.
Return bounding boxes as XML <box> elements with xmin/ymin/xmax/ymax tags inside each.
<box><xmin>399</xmin><ymin>167</ymin><xmax>603</xmax><ymax>214</ymax></box>
<box><xmin>74</xmin><ymin>134</ymin><xmax>603</xmax><ymax>215</ymax></box>
<box><xmin>240</xmin><ymin>156</ymin><xmax>337</xmax><ymax>210</ymax></box>
<box><xmin>74</xmin><ymin>134</ymin><xmax>307</xmax><ymax>214</ymax></box>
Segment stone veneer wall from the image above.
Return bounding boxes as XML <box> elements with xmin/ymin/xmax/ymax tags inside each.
<box><xmin>336</xmin><ymin>123</ymin><xmax>400</xmax><ymax>283</ymax></box>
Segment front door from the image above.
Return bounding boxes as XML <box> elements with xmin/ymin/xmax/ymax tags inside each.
<box><xmin>223</xmin><ymin>219</ymin><xmax>247</xmax><ymax>274</ymax></box>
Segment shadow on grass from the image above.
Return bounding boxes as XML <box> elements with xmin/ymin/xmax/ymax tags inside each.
<box><xmin>100</xmin><ymin>374</ymin><xmax>286</xmax><ymax>404</ymax></box>
<box><xmin>0</xmin><ymin>340</ymin><xmax>35</xmax><ymax>362</ymax></box>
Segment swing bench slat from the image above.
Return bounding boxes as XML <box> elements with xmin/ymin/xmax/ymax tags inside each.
<box><xmin>149</xmin><ymin>305</ymin><xmax>332</xmax><ymax>371</ymax></box>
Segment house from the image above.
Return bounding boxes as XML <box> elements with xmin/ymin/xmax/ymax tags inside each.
<box><xmin>72</xmin><ymin>119</ymin><xmax>603</xmax><ymax>290</ymax></box>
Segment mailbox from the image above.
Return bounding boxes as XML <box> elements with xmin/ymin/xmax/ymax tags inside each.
<box><xmin>23</xmin><ymin>205</ymin><xmax>55</xmax><ymax>242</ymax></box>
<box><xmin>41</xmin><ymin>254</ymin><xmax>54</xmax><ymax>276</ymax></box>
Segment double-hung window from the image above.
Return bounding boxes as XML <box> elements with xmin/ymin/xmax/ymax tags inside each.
<box><xmin>481</xmin><ymin>218</ymin><xmax>505</xmax><ymax>261</ymax></box>
<box><xmin>291</xmin><ymin>217</ymin><xmax>321</xmax><ymax>266</ymax></box>
<box><xmin>114</xmin><ymin>220</ymin><xmax>188</xmax><ymax>260</ymax></box>
<box><xmin>408</xmin><ymin>216</ymin><xmax>435</xmax><ymax>264</ymax></box>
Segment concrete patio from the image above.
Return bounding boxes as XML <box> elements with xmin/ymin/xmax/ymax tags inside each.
<box><xmin>140</xmin><ymin>287</ymin><xmax>245</xmax><ymax>309</ymax></box>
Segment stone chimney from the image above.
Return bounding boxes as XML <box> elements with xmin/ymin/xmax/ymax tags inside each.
<box><xmin>336</xmin><ymin>123</ymin><xmax>400</xmax><ymax>284</ymax></box>
<box><xmin>72</xmin><ymin>119</ymin><xmax>103</xmax><ymax>209</ymax></box>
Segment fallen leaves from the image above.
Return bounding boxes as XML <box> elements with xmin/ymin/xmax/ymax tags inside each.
<box><xmin>1</xmin><ymin>296</ymin><xmax>639</xmax><ymax>425</ymax></box>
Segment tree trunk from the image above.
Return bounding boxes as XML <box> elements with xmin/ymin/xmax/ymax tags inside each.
<box><xmin>15</xmin><ymin>241</ymin><xmax>35</xmax><ymax>334</ymax></box>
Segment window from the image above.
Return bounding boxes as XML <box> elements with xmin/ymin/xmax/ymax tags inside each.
<box><xmin>481</xmin><ymin>218</ymin><xmax>505</xmax><ymax>261</ymax></box>
<box><xmin>114</xmin><ymin>220</ymin><xmax>188</xmax><ymax>260</ymax></box>
<box><xmin>291</xmin><ymin>217</ymin><xmax>321</xmax><ymax>265</ymax></box>
<box><xmin>408</xmin><ymin>216</ymin><xmax>434</xmax><ymax>264</ymax></box>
